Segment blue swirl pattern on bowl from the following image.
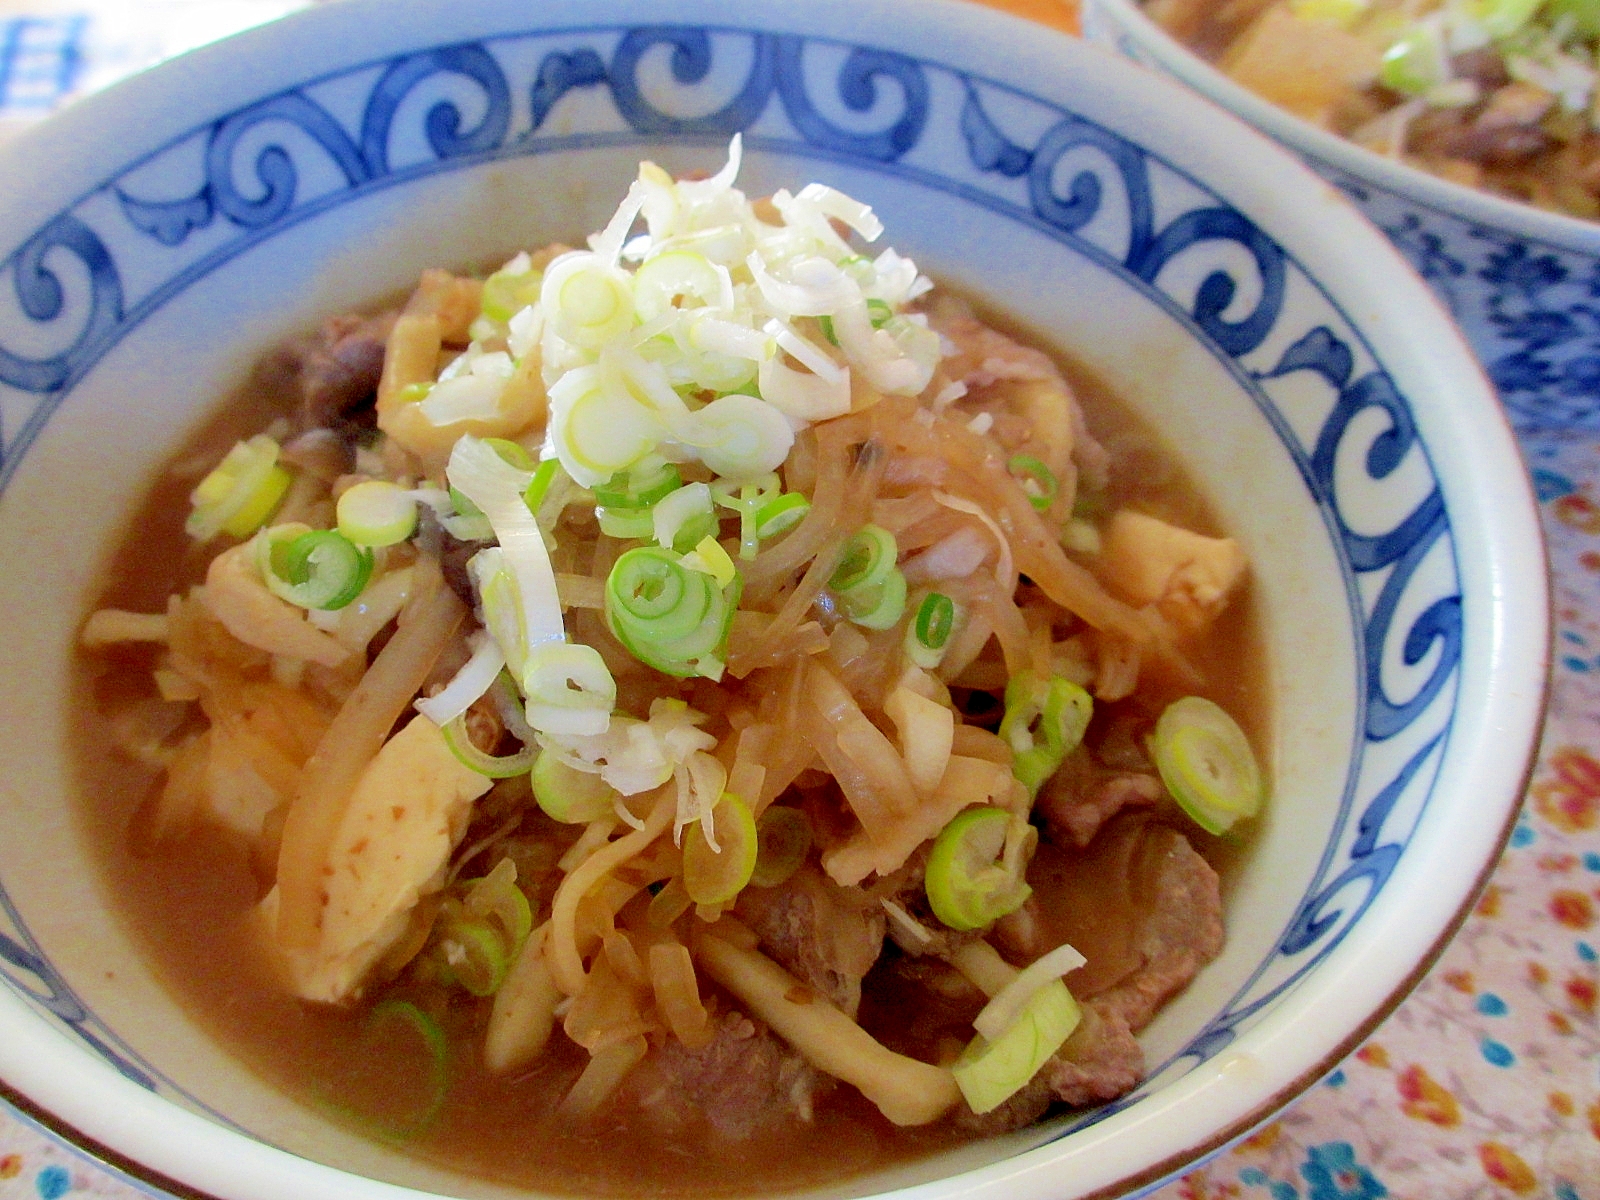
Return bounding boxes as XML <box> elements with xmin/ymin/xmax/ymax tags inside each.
<box><xmin>1319</xmin><ymin>163</ymin><xmax>1600</xmax><ymax>430</ymax></box>
<box><xmin>0</xmin><ymin>20</ymin><xmax>1461</xmax><ymax>1136</ymax></box>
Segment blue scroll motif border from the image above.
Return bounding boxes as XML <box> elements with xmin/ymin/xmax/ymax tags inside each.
<box><xmin>0</xmin><ymin>22</ymin><xmax>1460</xmax><ymax>1132</ymax></box>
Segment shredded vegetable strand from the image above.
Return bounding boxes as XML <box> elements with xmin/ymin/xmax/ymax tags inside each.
<box><xmin>274</xmin><ymin>561</ymin><xmax>465</xmax><ymax>953</ymax></box>
<box><xmin>547</xmin><ymin>785</ymin><xmax>674</xmax><ymax>995</ymax></box>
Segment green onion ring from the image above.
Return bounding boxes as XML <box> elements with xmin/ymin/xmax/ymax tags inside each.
<box><xmin>259</xmin><ymin>527</ymin><xmax>374</xmax><ymax>611</ymax></box>
<box><xmin>830</xmin><ymin>524</ymin><xmax>898</xmax><ymax>595</ymax></box>
<box><xmin>1007</xmin><ymin>454</ymin><xmax>1058</xmax><ymax>513</ymax></box>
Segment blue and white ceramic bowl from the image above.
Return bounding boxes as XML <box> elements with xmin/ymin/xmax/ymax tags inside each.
<box><xmin>0</xmin><ymin>2</ymin><xmax>1548</xmax><ymax>1198</ymax></box>
<box><xmin>1086</xmin><ymin>0</ymin><xmax>1600</xmax><ymax>432</ymax></box>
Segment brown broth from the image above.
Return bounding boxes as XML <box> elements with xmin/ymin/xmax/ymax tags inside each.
<box><xmin>71</xmin><ymin>305</ymin><xmax>1268</xmax><ymax>1196</ymax></box>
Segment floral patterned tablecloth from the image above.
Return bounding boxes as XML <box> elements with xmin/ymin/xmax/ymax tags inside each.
<box><xmin>1</xmin><ymin>2</ymin><xmax>1597</xmax><ymax>1198</ymax></box>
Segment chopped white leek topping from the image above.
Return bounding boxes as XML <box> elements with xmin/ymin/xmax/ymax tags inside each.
<box><xmin>541</xmin><ymin>698</ymin><xmax>716</xmax><ymax>805</ymax></box>
<box><xmin>521</xmin><ymin>642</ymin><xmax>615</xmax><ymax>738</ymax></box>
<box><xmin>953</xmin><ymin>979</ymin><xmax>1081</xmax><ymax>1114</ymax></box>
<box><xmin>652</xmin><ymin>482</ymin><xmax>714</xmax><ymax>550</ymax></box>
<box><xmin>446</xmin><ymin>435</ymin><xmax>615</xmax><ymax>737</ymax></box>
<box><xmin>447</xmin><ymin>437</ymin><xmax>566</xmax><ymax>652</ymax></box>
<box><xmin>534</xmin><ymin>134</ymin><xmax>938</xmax><ymax>486</ymax></box>
<box><xmin>972</xmin><ymin>942</ymin><xmax>1088</xmax><ymax>1042</ymax></box>
<box><xmin>415</xmin><ymin>631</ymin><xmax>506</xmax><ymax>727</ymax></box>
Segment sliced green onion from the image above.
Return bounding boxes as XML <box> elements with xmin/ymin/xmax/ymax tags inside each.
<box><xmin>337</xmin><ymin>480</ymin><xmax>418</xmax><ymax>548</ymax></box>
<box><xmin>605</xmin><ymin>545</ymin><xmax>739</xmax><ymax>679</ymax></box>
<box><xmin>753</xmin><ymin>492</ymin><xmax>810</xmax><ymax>540</ymax></box>
<box><xmin>440</xmin><ymin>713</ymin><xmax>537</xmax><ymax>778</ymax></box>
<box><xmin>905</xmin><ymin>591</ymin><xmax>959</xmax><ymax>669</ymax></box>
<box><xmin>444</xmin><ymin>486</ymin><xmax>495</xmax><ymax>542</ymax></box>
<box><xmin>521</xmin><ymin>642</ymin><xmax>616</xmax><ymax>738</ymax></box>
<box><xmin>837</xmin><ymin>566</ymin><xmax>907</xmax><ymax>631</ymax></box>
<box><xmin>481</xmin><ymin>437</ymin><xmax>535</xmax><ymax>471</ymax></box>
<box><xmin>1288</xmin><ymin>0</ymin><xmax>1369</xmax><ymax>26</ymax></box>
<box><xmin>256</xmin><ymin>525</ymin><xmax>374</xmax><ymax>611</ymax></box>
<box><xmin>685</xmin><ymin>392</ymin><xmax>795</xmax><ymax>480</ymax></box>
<box><xmin>523</xmin><ymin>458</ymin><xmax>564</xmax><ymax>517</ymax></box>
<box><xmin>597</xmin><ymin>506</ymin><xmax>657</xmax><ymax>540</ymax></box>
<box><xmin>973</xmin><ymin>942</ymin><xmax>1087</xmax><ymax>1041</ymax></box>
<box><xmin>471</xmin><ymin>550</ymin><xmax>528</xmax><ymax>675</ymax></box>
<box><xmin>396</xmin><ymin>381</ymin><xmax>432</xmax><ymax>405</ymax></box>
<box><xmin>593</xmin><ymin>458</ymin><xmax>682</xmax><ymax>509</ymax></box>
<box><xmin>1547</xmin><ymin>0</ymin><xmax>1600</xmax><ymax>37</ymax></box>
<box><xmin>416</xmin><ymin>640</ymin><xmax>509</xmax><ymax>728</ymax></box>
<box><xmin>446</xmin><ymin>440</ymin><xmax>532</xmax><ymax>538</ymax></box>
<box><xmin>653</xmin><ymin>482</ymin><xmax>717</xmax><ymax>554</ymax></box>
<box><xmin>925</xmin><ymin>806</ymin><xmax>1033</xmax><ymax>932</ymax></box>
<box><xmin>543</xmin><ymin>252</ymin><xmax>635</xmax><ymax>350</ymax></box>
<box><xmin>1008</xmin><ymin>454</ymin><xmax>1058</xmax><ymax>514</ymax></box>
<box><xmin>998</xmin><ymin>672</ymin><xmax>1093</xmax><ymax>797</ymax></box>
<box><xmin>632</xmin><ymin>250</ymin><xmax>725</xmax><ymax>322</ymax></box>
<box><xmin>1378</xmin><ymin>24</ymin><xmax>1445</xmax><ymax>96</ymax></box>
<box><xmin>830</xmin><ymin>524</ymin><xmax>899</xmax><ymax>594</ymax></box>
<box><xmin>480</xmin><ymin>264</ymin><xmax>544</xmax><ymax>323</ymax></box>
<box><xmin>711</xmin><ymin>473</ymin><xmax>783</xmax><ymax>559</ymax></box>
<box><xmin>681</xmin><ymin>535</ymin><xmax>738</xmax><ymax>589</ymax></box>
<box><xmin>1471</xmin><ymin>0</ymin><xmax>1542</xmax><ymax>37</ymax></box>
<box><xmin>1151</xmin><ymin>696</ymin><xmax>1263</xmax><ymax>835</ymax></box>
<box><xmin>421</xmin><ymin>862</ymin><xmax>533</xmax><ymax>997</ymax></box>
<box><xmin>546</xmin><ymin>365</ymin><xmax>667</xmax><ymax>488</ymax></box>
<box><xmin>532</xmin><ymin>751</ymin><xmax>617</xmax><ymax>823</ymax></box>
<box><xmin>437</xmin><ymin>919</ymin><xmax>511</xmax><ymax>997</ymax></box>
<box><xmin>866</xmin><ymin>298</ymin><xmax>895</xmax><ymax>328</ymax></box>
<box><xmin>749</xmin><ymin>806</ymin><xmax>812</xmax><ymax>889</ymax></box>
<box><xmin>460</xmin><ymin>858</ymin><xmax>534</xmax><ymax>967</ymax></box>
<box><xmin>952</xmin><ymin>980</ymin><xmax>1081</xmax><ymax>1114</ymax></box>
<box><xmin>448</xmin><ymin>435</ymin><xmax>575</xmax><ymax>686</ymax></box>
<box><xmin>358</xmin><ymin>999</ymin><xmax>448</xmax><ymax>1134</ymax></box>
<box><xmin>186</xmin><ymin>434</ymin><xmax>292</xmax><ymax>541</ymax></box>
<box><xmin>682</xmin><ymin>792</ymin><xmax>759</xmax><ymax>905</ymax></box>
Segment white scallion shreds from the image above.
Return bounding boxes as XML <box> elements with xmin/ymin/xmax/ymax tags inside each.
<box><xmin>415</xmin><ymin>632</ymin><xmax>506</xmax><ymax>727</ymax></box>
<box><xmin>528</xmin><ymin>133</ymin><xmax>944</xmax><ymax>485</ymax></box>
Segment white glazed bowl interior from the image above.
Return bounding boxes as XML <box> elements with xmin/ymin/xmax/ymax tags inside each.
<box><xmin>0</xmin><ymin>2</ymin><xmax>1547</xmax><ymax>1199</ymax></box>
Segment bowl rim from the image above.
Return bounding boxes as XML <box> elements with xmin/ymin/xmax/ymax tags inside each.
<box><xmin>0</xmin><ymin>0</ymin><xmax>1552</xmax><ymax>1197</ymax></box>
<box><xmin>1085</xmin><ymin>0</ymin><xmax>1600</xmax><ymax>256</ymax></box>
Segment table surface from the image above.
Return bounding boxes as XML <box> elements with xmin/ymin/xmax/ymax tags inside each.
<box><xmin>1</xmin><ymin>3</ymin><xmax>1596</xmax><ymax>1199</ymax></box>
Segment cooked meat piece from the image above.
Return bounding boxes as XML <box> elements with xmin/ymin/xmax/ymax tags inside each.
<box><xmin>1450</xmin><ymin>48</ymin><xmax>1510</xmax><ymax>92</ymax></box>
<box><xmin>1093</xmin><ymin>826</ymin><xmax>1224</xmax><ymax>1031</ymax></box>
<box><xmin>870</xmin><ymin>849</ymin><xmax>984</xmax><ymax>960</ymax></box>
<box><xmin>1408</xmin><ymin>103</ymin><xmax>1551</xmax><ymax>167</ymax></box>
<box><xmin>280</xmin><ymin>427</ymin><xmax>354</xmax><ymax>484</ymax></box>
<box><xmin>275</xmin><ymin>310</ymin><xmax>396</xmax><ymax>436</ymax></box>
<box><xmin>1028</xmin><ymin>815</ymin><xmax>1223</xmax><ymax>1033</ymax></box>
<box><xmin>737</xmin><ymin>865</ymin><xmax>887</xmax><ymax>1017</ymax></box>
<box><xmin>1047</xmin><ymin>998</ymin><xmax>1145</xmax><ymax>1106</ymax></box>
<box><xmin>1038</xmin><ymin>758</ymin><xmax>1163</xmax><ymax>848</ymax></box>
<box><xmin>954</xmin><ymin>1070</ymin><xmax>1055</xmax><ymax>1135</ymax></box>
<box><xmin>418</xmin><ymin>507</ymin><xmax>485</xmax><ymax>609</ymax></box>
<box><xmin>925</xmin><ymin>294</ymin><xmax>1110</xmax><ymax>493</ymax></box>
<box><xmin>651</xmin><ymin>1011</ymin><xmax>821</xmax><ymax>1138</ymax></box>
